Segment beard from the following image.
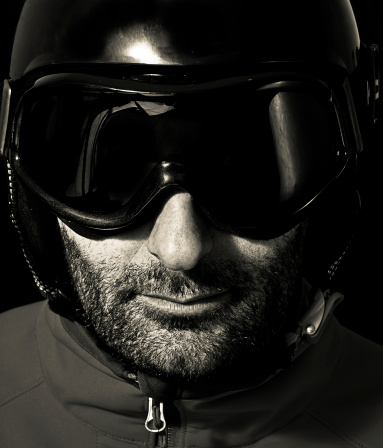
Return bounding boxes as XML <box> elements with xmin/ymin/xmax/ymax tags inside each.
<box><xmin>59</xmin><ymin>224</ymin><xmax>307</xmax><ymax>384</ymax></box>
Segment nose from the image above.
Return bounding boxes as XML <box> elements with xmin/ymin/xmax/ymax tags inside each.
<box><xmin>147</xmin><ymin>192</ymin><xmax>213</xmax><ymax>271</ymax></box>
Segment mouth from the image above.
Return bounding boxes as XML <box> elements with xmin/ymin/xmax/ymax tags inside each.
<box><xmin>137</xmin><ymin>290</ymin><xmax>231</xmax><ymax>315</ymax></box>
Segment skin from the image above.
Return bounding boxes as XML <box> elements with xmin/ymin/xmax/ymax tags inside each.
<box><xmin>58</xmin><ymin>191</ymin><xmax>307</xmax><ymax>383</ymax></box>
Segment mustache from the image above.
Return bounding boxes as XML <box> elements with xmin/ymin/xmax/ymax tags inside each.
<box><xmin>61</xmin><ymin>228</ymin><xmax>270</xmax><ymax>304</ymax></box>
<box><xmin>112</xmin><ymin>259</ymin><xmax>259</xmax><ymax>302</ymax></box>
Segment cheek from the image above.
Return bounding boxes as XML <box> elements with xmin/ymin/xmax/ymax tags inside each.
<box><xmin>57</xmin><ymin>219</ymin><xmax>151</xmax><ymax>265</ymax></box>
<box><xmin>216</xmin><ymin>233</ymin><xmax>277</xmax><ymax>264</ymax></box>
<box><xmin>233</xmin><ymin>238</ymin><xmax>274</xmax><ymax>261</ymax></box>
<box><xmin>222</xmin><ymin>224</ymin><xmax>305</xmax><ymax>264</ymax></box>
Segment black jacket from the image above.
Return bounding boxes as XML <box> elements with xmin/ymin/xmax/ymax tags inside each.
<box><xmin>1</xmin><ymin>300</ymin><xmax>383</xmax><ymax>447</ymax></box>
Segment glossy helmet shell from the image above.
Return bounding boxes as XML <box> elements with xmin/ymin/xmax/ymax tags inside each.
<box><xmin>1</xmin><ymin>0</ymin><xmax>365</xmax><ymax>302</ymax></box>
<box><xmin>8</xmin><ymin>0</ymin><xmax>360</xmax><ymax>77</ymax></box>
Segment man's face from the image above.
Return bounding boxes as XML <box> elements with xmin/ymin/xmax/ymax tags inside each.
<box><xmin>58</xmin><ymin>192</ymin><xmax>307</xmax><ymax>382</ymax></box>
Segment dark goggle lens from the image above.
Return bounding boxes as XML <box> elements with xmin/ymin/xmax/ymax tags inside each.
<box><xmin>14</xmin><ymin>78</ymin><xmax>347</xmax><ymax>228</ymax></box>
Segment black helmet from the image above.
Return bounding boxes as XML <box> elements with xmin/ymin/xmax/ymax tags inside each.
<box><xmin>0</xmin><ymin>0</ymin><xmax>379</xmax><ymax>303</ymax></box>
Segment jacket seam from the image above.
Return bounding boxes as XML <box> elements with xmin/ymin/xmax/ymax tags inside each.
<box><xmin>0</xmin><ymin>304</ymin><xmax>46</xmax><ymax>408</ymax></box>
<box><xmin>174</xmin><ymin>401</ymin><xmax>187</xmax><ymax>448</ymax></box>
<box><xmin>187</xmin><ymin>321</ymin><xmax>347</xmax><ymax>448</ymax></box>
<box><xmin>35</xmin><ymin>307</ymin><xmax>148</xmax><ymax>446</ymax></box>
<box><xmin>95</xmin><ymin>431</ymin><xmax>148</xmax><ymax>447</ymax></box>
<box><xmin>253</xmin><ymin>320</ymin><xmax>347</xmax><ymax>447</ymax></box>
<box><xmin>0</xmin><ymin>378</ymin><xmax>44</xmax><ymax>407</ymax></box>
<box><xmin>61</xmin><ymin>316</ymin><xmax>135</xmax><ymax>385</ymax></box>
<box><xmin>305</xmin><ymin>325</ymin><xmax>369</xmax><ymax>448</ymax></box>
<box><xmin>305</xmin><ymin>409</ymin><xmax>369</xmax><ymax>448</ymax></box>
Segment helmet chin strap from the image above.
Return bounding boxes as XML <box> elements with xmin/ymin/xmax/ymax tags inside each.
<box><xmin>286</xmin><ymin>286</ymin><xmax>344</xmax><ymax>361</ymax></box>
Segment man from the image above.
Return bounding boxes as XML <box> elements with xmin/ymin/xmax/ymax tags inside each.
<box><xmin>1</xmin><ymin>0</ymin><xmax>383</xmax><ymax>446</ymax></box>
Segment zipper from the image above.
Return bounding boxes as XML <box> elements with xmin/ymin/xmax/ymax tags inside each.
<box><xmin>145</xmin><ymin>397</ymin><xmax>182</xmax><ymax>448</ymax></box>
<box><xmin>145</xmin><ymin>397</ymin><xmax>168</xmax><ymax>447</ymax></box>
<box><xmin>145</xmin><ymin>397</ymin><xmax>167</xmax><ymax>433</ymax></box>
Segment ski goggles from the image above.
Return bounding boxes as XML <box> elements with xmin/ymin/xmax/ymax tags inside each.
<box><xmin>6</xmin><ymin>73</ymin><xmax>351</xmax><ymax>234</ymax></box>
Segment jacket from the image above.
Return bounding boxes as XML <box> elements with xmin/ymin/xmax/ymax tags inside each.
<box><xmin>1</xmin><ymin>299</ymin><xmax>383</xmax><ymax>447</ymax></box>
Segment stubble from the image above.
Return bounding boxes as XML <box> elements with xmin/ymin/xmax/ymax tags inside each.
<box><xmin>59</xmin><ymin>224</ymin><xmax>306</xmax><ymax>383</ymax></box>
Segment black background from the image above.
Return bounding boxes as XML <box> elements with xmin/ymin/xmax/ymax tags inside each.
<box><xmin>1</xmin><ymin>0</ymin><xmax>383</xmax><ymax>345</ymax></box>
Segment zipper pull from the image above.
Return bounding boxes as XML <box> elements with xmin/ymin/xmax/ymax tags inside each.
<box><xmin>145</xmin><ymin>397</ymin><xmax>167</xmax><ymax>433</ymax></box>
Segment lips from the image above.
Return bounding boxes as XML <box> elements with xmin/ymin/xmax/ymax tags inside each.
<box><xmin>137</xmin><ymin>290</ymin><xmax>231</xmax><ymax>314</ymax></box>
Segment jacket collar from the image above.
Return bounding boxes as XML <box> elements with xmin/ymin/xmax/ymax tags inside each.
<box><xmin>36</xmin><ymin>300</ymin><xmax>343</xmax><ymax>446</ymax></box>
